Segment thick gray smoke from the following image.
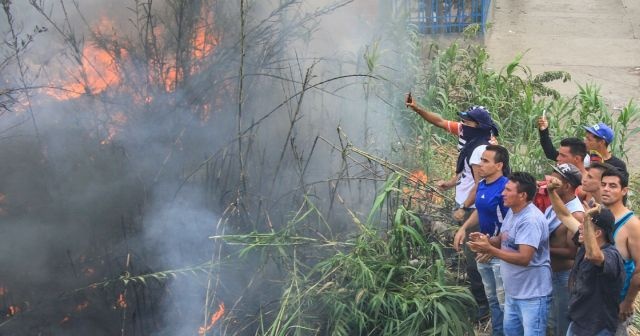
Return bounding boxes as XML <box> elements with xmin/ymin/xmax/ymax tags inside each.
<box><xmin>0</xmin><ymin>1</ymin><xmax>416</xmax><ymax>334</ymax></box>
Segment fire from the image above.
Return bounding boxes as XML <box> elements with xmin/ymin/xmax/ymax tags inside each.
<box><xmin>116</xmin><ymin>293</ymin><xmax>127</xmax><ymax>309</ymax></box>
<box><xmin>198</xmin><ymin>303</ymin><xmax>225</xmax><ymax>335</ymax></box>
<box><xmin>409</xmin><ymin>170</ymin><xmax>428</xmax><ymax>185</ymax></box>
<box><xmin>7</xmin><ymin>305</ymin><xmax>21</xmax><ymax>317</ymax></box>
<box><xmin>100</xmin><ymin>111</ymin><xmax>128</xmax><ymax>145</ymax></box>
<box><xmin>192</xmin><ymin>9</ymin><xmax>218</xmax><ymax>61</ymax></box>
<box><xmin>82</xmin><ymin>267</ymin><xmax>96</xmax><ymax>277</ymax></box>
<box><xmin>402</xmin><ymin>170</ymin><xmax>444</xmax><ymax>209</ymax></box>
<box><xmin>60</xmin><ymin>315</ymin><xmax>71</xmax><ymax>325</ymax></box>
<box><xmin>45</xmin><ymin>10</ymin><xmax>219</xmax><ymax>99</ymax></box>
<box><xmin>47</xmin><ymin>44</ymin><xmax>124</xmax><ymax>100</ymax></box>
<box><xmin>402</xmin><ymin>169</ymin><xmax>428</xmax><ymax>196</ymax></box>
<box><xmin>45</xmin><ymin>17</ymin><xmax>124</xmax><ymax>100</ymax></box>
<box><xmin>75</xmin><ymin>300</ymin><xmax>89</xmax><ymax>312</ymax></box>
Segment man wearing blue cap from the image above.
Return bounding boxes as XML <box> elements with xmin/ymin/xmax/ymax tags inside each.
<box><xmin>583</xmin><ymin>122</ymin><xmax>627</xmax><ymax>175</ymax></box>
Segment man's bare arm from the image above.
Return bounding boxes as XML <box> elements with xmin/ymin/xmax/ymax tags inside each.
<box><xmin>406</xmin><ymin>100</ymin><xmax>449</xmax><ymax>130</ymax></box>
<box><xmin>620</xmin><ymin>217</ymin><xmax>640</xmax><ymax>320</ymax></box>
<box><xmin>583</xmin><ymin>207</ymin><xmax>604</xmax><ymax>265</ymax></box>
<box><xmin>548</xmin><ymin>178</ymin><xmax>581</xmax><ymax>234</ymax></box>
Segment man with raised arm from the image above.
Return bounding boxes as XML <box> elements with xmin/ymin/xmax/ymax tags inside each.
<box><xmin>569</xmin><ymin>204</ymin><xmax>624</xmax><ymax>335</ymax></box>
<box><xmin>548</xmin><ymin>168</ymin><xmax>640</xmax><ymax>335</ymax></box>
<box><xmin>406</xmin><ymin>96</ymin><xmax>499</xmax><ymax>318</ymax></box>
<box><xmin>537</xmin><ymin>116</ymin><xmax>587</xmax><ymax>174</ymax></box>
<box><xmin>467</xmin><ymin>172</ymin><xmax>551</xmax><ymax>336</ymax></box>
<box><xmin>547</xmin><ymin>178</ymin><xmax>625</xmax><ymax>335</ymax></box>
<box><xmin>544</xmin><ymin>164</ymin><xmax>584</xmax><ymax>336</ymax></box>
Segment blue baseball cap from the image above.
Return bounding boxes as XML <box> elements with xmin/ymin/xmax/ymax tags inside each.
<box><xmin>583</xmin><ymin>122</ymin><xmax>614</xmax><ymax>144</ymax></box>
<box><xmin>459</xmin><ymin>106</ymin><xmax>499</xmax><ymax>136</ymax></box>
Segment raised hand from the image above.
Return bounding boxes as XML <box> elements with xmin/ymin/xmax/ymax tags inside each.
<box><xmin>547</xmin><ymin>176</ymin><xmax>563</xmax><ymax>192</ymax></box>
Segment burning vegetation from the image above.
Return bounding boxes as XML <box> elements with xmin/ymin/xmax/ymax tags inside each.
<box><xmin>0</xmin><ymin>0</ymin><xmax>499</xmax><ymax>335</ymax></box>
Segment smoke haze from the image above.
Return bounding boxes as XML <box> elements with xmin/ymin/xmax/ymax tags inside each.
<box><xmin>0</xmin><ymin>0</ymin><xmax>417</xmax><ymax>334</ymax></box>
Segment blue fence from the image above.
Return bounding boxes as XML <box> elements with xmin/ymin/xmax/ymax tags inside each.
<box><xmin>393</xmin><ymin>0</ymin><xmax>491</xmax><ymax>34</ymax></box>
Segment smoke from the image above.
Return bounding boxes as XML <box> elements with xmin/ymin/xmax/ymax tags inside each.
<box><xmin>0</xmin><ymin>0</ymin><xmax>416</xmax><ymax>334</ymax></box>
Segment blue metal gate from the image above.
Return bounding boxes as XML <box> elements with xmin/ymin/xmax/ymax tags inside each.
<box><xmin>393</xmin><ymin>0</ymin><xmax>491</xmax><ymax>34</ymax></box>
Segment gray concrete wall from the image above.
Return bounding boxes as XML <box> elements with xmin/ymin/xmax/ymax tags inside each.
<box><xmin>484</xmin><ymin>0</ymin><xmax>640</xmax><ymax>108</ymax></box>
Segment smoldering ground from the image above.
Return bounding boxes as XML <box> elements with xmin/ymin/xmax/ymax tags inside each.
<box><xmin>0</xmin><ymin>0</ymin><xmax>416</xmax><ymax>334</ymax></box>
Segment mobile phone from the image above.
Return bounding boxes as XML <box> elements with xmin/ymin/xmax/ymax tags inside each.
<box><xmin>407</xmin><ymin>92</ymin><xmax>412</xmax><ymax>104</ymax></box>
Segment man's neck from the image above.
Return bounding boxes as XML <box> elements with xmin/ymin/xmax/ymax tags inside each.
<box><xmin>607</xmin><ymin>202</ymin><xmax>630</xmax><ymax>218</ymax></box>
<box><xmin>597</xmin><ymin>238</ymin><xmax>609</xmax><ymax>249</ymax></box>
<box><xmin>484</xmin><ymin>173</ymin><xmax>503</xmax><ymax>184</ymax></box>
<box><xmin>560</xmin><ymin>191</ymin><xmax>576</xmax><ymax>204</ymax></box>
<box><xmin>598</xmin><ymin>148</ymin><xmax>612</xmax><ymax>160</ymax></box>
<box><xmin>510</xmin><ymin>202</ymin><xmax>528</xmax><ymax>214</ymax></box>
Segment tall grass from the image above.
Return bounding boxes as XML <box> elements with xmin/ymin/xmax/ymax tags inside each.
<box><xmin>213</xmin><ymin>174</ymin><xmax>474</xmax><ymax>336</ymax></box>
<box><xmin>405</xmin><ymin>25</ymin><xmax>640</xmax><ymax>180</ymax></box>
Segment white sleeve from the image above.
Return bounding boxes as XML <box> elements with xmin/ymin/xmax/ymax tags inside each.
<box><xmin>469</xmin><ymin>145</ymin><xmax>486</xmax><ymax>166</ymax></box>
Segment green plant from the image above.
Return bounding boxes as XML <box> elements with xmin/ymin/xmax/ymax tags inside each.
<box><xmin>310</xmin><ymin>174</ymin><xmax>474</xmax><ymax>336</ymax></box>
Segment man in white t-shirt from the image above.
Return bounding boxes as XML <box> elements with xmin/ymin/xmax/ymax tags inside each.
<box><xmin>407</xmin><ymin>96</ymin><xmax>499</xmax><ymax>319</ymax></box>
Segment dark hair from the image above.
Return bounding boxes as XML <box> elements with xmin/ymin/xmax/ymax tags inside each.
<box><xmin>601</xmin><ymin>167</ymin><xmax>629</xmax><ymax>188</ymax></box>
<box><xmin>485</xmin><ymin>145</ymin><xmax>511</xmax><ymax>176</ymax></box>
<box><xmin>588</xmin><ymin>161</ymin><xmax>614</xmax><ymax>173</ymax></box>
<box><xmin>508</xmin><ymin>172</ymin><xmax>537</xmax><ymax>201</ymax></box>
<box><xmin>560</xmin><ymin>137</ymin><xmax>587</xmax><ymax>160</ymax></box>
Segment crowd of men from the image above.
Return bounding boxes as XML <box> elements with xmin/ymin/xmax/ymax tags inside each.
<box><xmin>406</xmin><ymin>96</ymin><xmax>638</xmax><ymax>336</ymax></box>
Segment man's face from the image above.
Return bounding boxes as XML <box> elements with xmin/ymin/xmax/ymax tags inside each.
<box><xmin>478</xmin><ymin>150</ymin><xmax>500</xmax><ymax>178</ymax></box>
<box><xmin>582</xmin><ymin>167</ymin><xmax>603</xmax><ymax>193</ymax></box>
<box><xmin>601</xmin><ymin>175</ymin><xmax>627</xmax><ymax>206</ymax></box>
<box><xmin>584</xmin><ymin>132</ymin><xmax>603</xmax><ymax>151</ymax></box>
<box><xmin>557</xmin><ymin>146</ymin><xmax>579</xmax><ymax>165</ymax></box>
<box><xmin>502</xmin><ymin>180</ymin><xmax>524</xmax><ymax>208</ymax></box>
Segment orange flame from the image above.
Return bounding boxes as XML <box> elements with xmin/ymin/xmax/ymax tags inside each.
<box><xmin>75</xmin><ymin>300</ymin><xmax>89</xmax><ymax>312</ymax></box>
<box><xmin>83</xmin><ymin>267</ymin><xmax>96</xmax><ymax>277</ymax></box>
<box><xmin>7</xmin><ymin>305</ymin><xmax>21</xmax><ymax>317</ymax></box>
<box><xmin>100</xmin><ymin>111</ymin><xmax>128</xmax><ymax>145</ymax></box>
<box><xmin>116</xmin><ymin>293</ymin><xmax>127</xmax><ymax>309</ymax></box>
<box><xmin>198</xmin><ymin>303</ymin><xmax>225</xmax><ymax>335</ymax></box>
<box><xmin>402</xmin><ymin>170</ymin><xmax>428</xmax><ymax>196</ymax></box>
<box><xmin>46</xmin><ymin>17</ymin><xmax>124</xmax><ymax>100</ymax></box>
<box><xmin>47</xmin><ymin>44</ymin><xmax>124</xmax><ymax>100</ymax></box>
<box><xmin>402</xmin><ymin>170</ymin><xmax>444</xmax><ymax>208</ymax></box>
<box><xmin>191</xmin><ymin>8</ymin><xmax>218</xmax><ymax>64</ymax></box>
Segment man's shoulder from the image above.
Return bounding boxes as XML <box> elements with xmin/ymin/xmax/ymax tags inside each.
<box><xmin>606</xmin><ymin>155</ymin><xmax>628</xmax><ymax>171</ymax></box>
<box><xmin>627</xmin><ymin>213</ymin><xmax>640</xmax><ymax>227</ymax></box>
<box><xmin>513</xmin><ymin>204</ymin><xmax>546</xmax><ymax>226</ymax></box>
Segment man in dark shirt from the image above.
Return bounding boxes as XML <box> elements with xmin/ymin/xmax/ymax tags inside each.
<box><xmin>537</xmin><ymin>117</ymin><xmax>627</xmax><ymax>176</ymax></box>
<box><xmin>548</xmin><ymin>177</ymin><xmax>625</xmax><ymax>335</ymax></box>
<box><xmin>583</xmin><ymin>122</ymin><xmax>627</xmax><ymax>175</ymax></box>
<box><xmin>537</xmin><ymin>116</ymin><xmax>587</xmax><ymax>174</ymax></box>
<box><xmin>567</xmin><ymin>204</ymin><xmax>625</xmax><ymax>335</ymax></box>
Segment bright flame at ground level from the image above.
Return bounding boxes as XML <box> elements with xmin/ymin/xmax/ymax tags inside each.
<box><xmin>198</xmin><ymin>302</ymin><xmax>225</xmax><ymax>335</ymax></box>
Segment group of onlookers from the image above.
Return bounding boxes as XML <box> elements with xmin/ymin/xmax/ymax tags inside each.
<box><xmin>406</xmin><ymin>95</ymin><xmax>638</xmax><ymax>336</ymax></box>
